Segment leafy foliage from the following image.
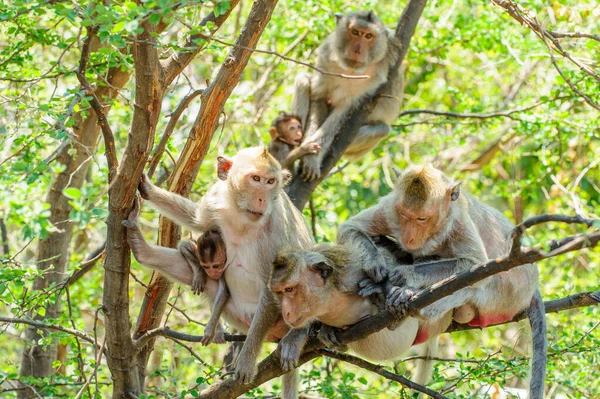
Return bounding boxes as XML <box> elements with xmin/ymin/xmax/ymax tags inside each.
<box><xmin>0</xmin><ymin>0</ymin><xmax>598</xmax><ymax>398</ymax></box>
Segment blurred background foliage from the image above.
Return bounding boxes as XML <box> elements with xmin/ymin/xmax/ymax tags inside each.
<box><xmin>0</xmin><ymin>0</ymin><xmax>598</xmax><ymax>398</ymax></box>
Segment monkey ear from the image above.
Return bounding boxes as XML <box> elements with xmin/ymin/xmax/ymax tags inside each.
<box><xmin>269</xmin><ymin>126</ymin><xmax>278</xmax><ymax>140</ymax></box>
<box><xmin>217</xmin><ymin>156</ymin><xmax>233</xmax><ymax>181</ymax></box>
<box><xmin>281</xmin><ymin>169</ymin><xmax>292</xmax><ymax>185</ymax></box>
<box><xmin>392</xmin><ymin>167</ymin><xmax>401</xmax><ymax>178</ymax></box>
<box><xmin>309</xmin><ymin>261</ymin><xmax>333</xmax><ymax>280</ymax></box>
<box><xmin>334</xmin><ymin>12</ymin><xmax>343</xmax><ymax>24</ymax></box>
<box><xmin>447</xmin><ymin>180</ymin><xmax>462</xmax><ymax>201</ymax></box>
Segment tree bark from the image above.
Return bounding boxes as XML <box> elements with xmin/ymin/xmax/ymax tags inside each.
<box><xmin>18</xmin><ymin>65</ymin><xmax>130</xmax><ymax>399</ymax></box>
<box><xmin>101</xmin><ymin>18</ymin><xmax>162</xmax><ymax>398</ymax></box>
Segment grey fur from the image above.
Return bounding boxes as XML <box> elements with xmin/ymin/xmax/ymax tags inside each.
<box><xmin>292</xmin><ymin>11</ymin><xmax>404</xmax><ymax>181</ymax></box>
<box><xmin>338</xmin><ymin>165</ymin><xmax>547</xmax><ymax>398</ymax></box>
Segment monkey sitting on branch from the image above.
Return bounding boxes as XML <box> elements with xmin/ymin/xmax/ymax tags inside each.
<box><xmin>338</xmin><ymin>164</ymin><xmax>547</xmax><ymax>399</ymax></box>
<box><xmin>270</xmin><ymin>243</ymin><xmax>451</xmax><ymax>387</ymax></box>
<box><xmin>132</xmin><ymin>147</ymin><xmax>314</xmax><ymax>394</ymax></box>
<box><xmin>292</xmin><ymin>10</ymin><xmax>404</xmax><ymax>181</ymax></box>
<box><xmin>268</xmin><ymin>112</ymin><xmax>321</xmax><ymax>171</ymax></box>
<box><xmin>123</xmin><ymin>200</ymin><xmax>231</xmax><ymax>346</ymax></box>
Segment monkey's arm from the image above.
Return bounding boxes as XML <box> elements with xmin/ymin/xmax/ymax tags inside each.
<box><xmin>201</xmin><ymin>277</ymin><xmax>230</xmax><ymax>346</ymax></box>
<box><xmin>139</xmin><ymin>173</ymin><xmax>214</xmax><ymax>232</ymax></box>
<box><xmin>178</xmin><ymin>240</ymin><xmax>207</xmax><ymax>295</ymax></box>
<box><xmin>122</xmin><ymin>204</ymin><xmax>194</xmax><ymax>286</ymax></box>
<box><xmin>234</xmin><ymin>288</ymin><xmax>282</xmax><ymax>383</ymax></box>
<box><xmin>338</xmin><ymin>205</ymin><xmax>391</xmax><ymax>284</ymax></box>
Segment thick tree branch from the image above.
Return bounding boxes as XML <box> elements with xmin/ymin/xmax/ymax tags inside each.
<box><xmin>287</xmin><ymin>0</ymin><xmax>429</xmax><ymax>209</ymax></box>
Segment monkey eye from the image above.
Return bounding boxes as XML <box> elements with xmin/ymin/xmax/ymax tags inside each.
<box><xmin>267</xmin><ymin>178</ymin><xmax>275</xmax><ymax>184</ymax></box>
<box><xmin>365</xmin><ymin>33</ymin><xmax>373</xmax><ymax>39</ymax></box>
<box><xmin>252</xmin><ymin>175</ymin><xmax>260</xmax><ymax>182</ymax></box>
<box><xmin>351</xmin><ymin>29</ymin><xmax>359</xmax><ymax>36</ymax></box>
<box><xmin>284</xmin><ymin>286</ymin><xmax>295</xmax><ymax>293</ymax></box>
<box><xmin>417</xmin><ymin>217</ymin><xmax>428</xmax><ymax>222</ymax></box>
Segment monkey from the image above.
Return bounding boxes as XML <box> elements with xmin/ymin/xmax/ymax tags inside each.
<box><xmin>269</xmin><ymin>243</ymin><xmax>451</xmax><ymax>387</ymax></box>
<box><xmin>178</xmin><ymin>228</ymin><xmax>226</xmax><ymax>295</ymax></box>
<box><xmin>268</xmin><ymin>112</ymin><xmax>321</xmax><ymax>171</ymax></box>
<box><xmin>337</xmin><ymin>164</ymin><xmax>547</xmax><ymax>399</ymax></box>
<box><xmin>134</xmin><ymin>147</ymin><xmax>314</xmax><ymax>397</ymax></box>
<box><xmin>123</xmin><ymin>202</ymin><xmax>230</xmax><ymax>346</ymax></box>
<box><xmin>292</xmin><ymin>11</ymin><xmax>404</xmax><ymax>181</ymax></box>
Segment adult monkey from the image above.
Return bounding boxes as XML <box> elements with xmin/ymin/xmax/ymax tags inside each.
<box><xmin>338</xmin><ymin>164</ymin><xmax>547</xmax><ymax>399</ymax></box>
<box><xmin>136</xmin><ymin>147</ymin><xmax>314</xmax><ymax>396</ymax></box>
<box><xmin>292</xmin><ymin>10</ymin><xmax>404</xmax><ymax>181</ymax></box>
<box><xmin>270</xmin><ymin>244</ymin><xmax>451</xmax><ymax>387</ymax></box>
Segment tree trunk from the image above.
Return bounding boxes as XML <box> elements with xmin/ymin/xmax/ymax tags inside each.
<box><xmin>18</xmin><ymin>65</ymin><xmax>130</xmax><ymax>397</ymax></box>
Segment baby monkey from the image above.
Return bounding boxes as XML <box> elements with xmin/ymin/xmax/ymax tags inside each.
<box><xmin>123</xmin><ymin>198</ymin><xmax>229</xmax><ymax>346</ymax></box>
<box><xmin>268</xmin><ymin>112</ymin><xmax>321</xmax><ymax>170</ymax></box>
<box><xmin>178</xmin><ymin>229</ymin><xmax>230</xmax><ymax>345</ymax></box>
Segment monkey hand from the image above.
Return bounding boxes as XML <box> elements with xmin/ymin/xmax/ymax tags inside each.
<box><xmin>301</xmin><ymin>141</ymin><xmax>321</xmax><ymax>155</ymax></box>
<box><xmin>138</xmin><ymin>173</ymin><xmax>154</xmax><ymax>200</ymax></box>
<box><xmin>386</xmin><ymin>286</ymin><xmax>417</xmax><ymax>320</ymax></box>
<box><xmin>387</xmin><ymin>268</ymin><xmax>407</xmax><ymax>287</ymax></box>
<box><xmin>301</xmin><ymin>154</ymin><xmax>321</xmax><ymax>181</ymax></box>
<box><xmin>276</xmin><ymin>331</ymin><xmax>304</xmax><ymax>372</ymax></box>
<box><xmin>233</xmin><ymin>351</ymin><xmax>257</xmax><ymax>384</ymax></box>
<box><xmin>317</xmin><ymin>325</ymin><xmax>347</xmax><ymax>351</ymax></box>
<box><xmin>121</xmin><ymin>197</ymin><xmax>141</xmax><ymax>230</ymax></box>
<box><xmin>364</xmin><ymin>260</ymin><xmax>388</xmax><ymax>283</ymax></box>
<box><xmin>191</xmin><ymin>271</ymin><xmax>206</xmax><ymax>295</ymax></box>
<box><xmin>357</xmin><ymin>277</ymin><xmax>384</xmax><ymax>297</ymax></box>
<box><xmin>212</xmin><ymin>325</ymin><xmax>227</xmax><ymax>344</ymax></box>
<box><xmin>201</xmin><ymin>325</ymin><xmax>216</xmax><ymax>346</ymax></box>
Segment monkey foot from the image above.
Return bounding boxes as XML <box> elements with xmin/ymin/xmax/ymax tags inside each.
<box><xmin>122</xmin><ymin>196</ymin><xmax>141</xmax><ymax>229</ymax></box>
<box><xmin>387</xmin><ymin>286</ymin><xmax>416</xmax><ymax>319</ymax></box>
<box><xmin>357</xmin><ymin>277</ymin><xmax>384</xmax><ymax>297</ymax></box>
<box><xmin>317</xmin><ymin>325</ymin><xmax>347</xmax><ymax>351</ymax></box>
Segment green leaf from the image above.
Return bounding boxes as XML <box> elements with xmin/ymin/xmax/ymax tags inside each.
<box><xmin>63</xmin><ymin>187</ymin><xmax>81</xmax><ymax>199</ymax></box>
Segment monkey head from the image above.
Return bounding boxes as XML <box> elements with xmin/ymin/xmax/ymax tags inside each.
<box><xmin>217</xmin><ymin>147</ymin><xmax>291</xmax><ymax>223</ymax></box>
<box><xmin>269</xmin><ymin>112</ymin><xmax>303</xmax><ymax>147</ymax></box>
<box><xmin>391</xmin><ymin>165</ymin><xmax>462</xmax><ymax>251</ymax></box>
<box><xmin>270</xmin><ymin>245</ymin><xmax>348</xmax><ymax>328</ymax></box>
<box><xmin>197</xmin><ymin>229</ymin><xmax>227</xmax><ymax>280</ymax></box>
<box><xmin>333</xmin><ymin>11</ymin><xmax>388</xmax><ymax>72</ymax></box>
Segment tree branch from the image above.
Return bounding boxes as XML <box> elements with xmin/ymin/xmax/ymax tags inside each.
<box><xmin>320</xmin><ymin>348</ymin><xmax>449</xmax><ymax>399</ymax></box>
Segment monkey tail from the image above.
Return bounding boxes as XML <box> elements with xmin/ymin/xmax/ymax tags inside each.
<box><xmin>413</xmin><ymin>335</ymin><xmax>438</xmax><ymax>396</ymax></box>
<box><xmin>527</xmin><ymin>289</ymin><xmax>547</xmax><ymax>399</ymax></box>
<box><xmin>281</xmin><ymin>368</ymin><xmax>299</xmax><ymax>399</ymax></box>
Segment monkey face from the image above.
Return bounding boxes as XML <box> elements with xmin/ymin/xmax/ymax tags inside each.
<box><xmin>335</xmin><ymin>12</ymin><xmax>387</xmax><ymax>71</ymax></box>
<box><xmin>200</xmin><ymin>250</ymin><xmax>227</xmax><ymax>280</ymax></box>
<box><xmin>281</xmin><ymin>118</ymin><xmax>303</xmax><ymax>146</ymax></box>
<box><xmin>270</xmin><ymin>251</ymin><xmax>332</xmax><ymax>328</ymax></box>
<box><xmin>395</xmin><ymin>205</ymin><xmax>441</xmax><ymax>251</ymax></box>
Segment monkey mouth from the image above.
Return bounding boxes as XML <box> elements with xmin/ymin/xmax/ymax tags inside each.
<box><xmin>293</xmin><ymin>139</ymin><xmax>302</xmax><ymax>146</ymax></box>
<box><xmin>245</xmin><ymin>209</ymin><xmax>264</xmax><ymax>220</ymax></box>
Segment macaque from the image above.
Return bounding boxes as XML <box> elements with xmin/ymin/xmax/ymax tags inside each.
<box><xmin>292</xmin><ymin>11</ymin><xmax>404</xmax><ymax>181</ymax></box>
<box><xmin>134</xmin><ymin>147</ymin><xmax>314</xmax><ymax>397</ymax></box>
<box><xmin>338</xmin><ymin>164</ymin><xmax>547</xmax><ymax>399</ymax></box>
<box><xmin>270</xmin><ymin>244</ymin><xmax>450</xmax><ymax>387</ymax></box>
<box><xmin>123</xmin><ymin>203</ymin><xmax>229</xmax><ymax>346</ymax></box>
<box><xmin>268</xmin><ymin>112</ymin><xmax>321</xmax><ymax>171</ymax></box>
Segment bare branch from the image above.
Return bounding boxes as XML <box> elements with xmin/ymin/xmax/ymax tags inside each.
<box><xmin>75</xmin><ymin>26</ymin><xmax>119</xmax><ymax>178</ymax></box>
<box><xmin>0</xmin><ymin>316</ymin><xmax>98</xmax><ymax>348</ymax></box>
